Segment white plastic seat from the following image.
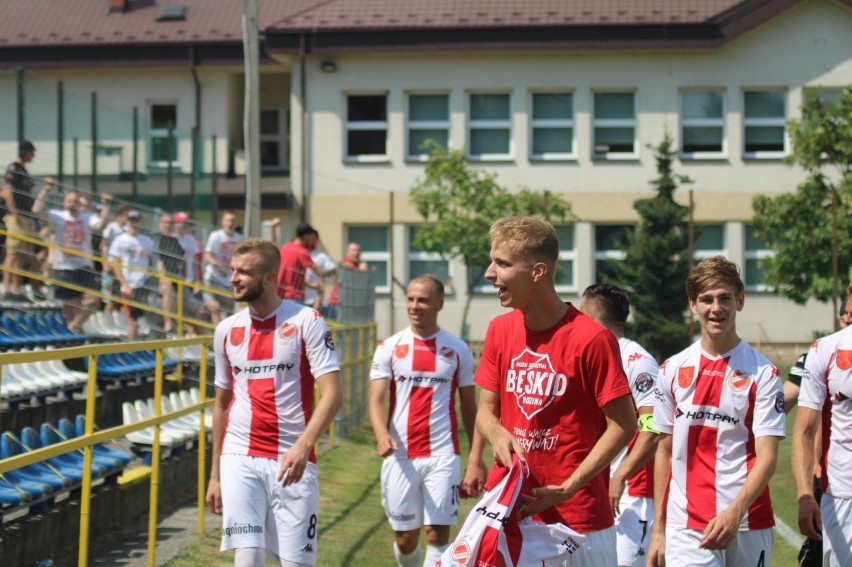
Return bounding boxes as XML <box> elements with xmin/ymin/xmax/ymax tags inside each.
<box><xmin>161</xmin><ymin>394</ymin><xmax>201</xmax><ymax>432</ymax></box>
<box><xmin>185</xmin><ymin>388</ymin><xmax>213</xmax><ymax>422</ymax></box>
<box><xmin>121</xmin><ymin>401</ymin><xmax>181</xmax><ymax>447</ymax></box>
<box><xmin>136</xmin><ymin>399</ymin><xmax>193</xmax><ymax>443</ymax></box>
<box><xmin>7</xmin><ymin>360</ymin><xmax>55</xmax><ymax>391</ymax></box>
<box><xmin>0</xmin><ymin>369</ymin><xmax>26</xmax><ymax>398</ymax></box>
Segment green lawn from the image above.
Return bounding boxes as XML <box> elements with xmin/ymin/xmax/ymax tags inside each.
<box><xmin>167</xmin><ymin>395</ymin><xmax>807</xmax><ymax>566</ymax></box>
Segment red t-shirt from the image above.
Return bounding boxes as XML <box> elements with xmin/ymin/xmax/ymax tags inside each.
<box><xmin>277</xmin><ymin>241</ymin><xmax>313</xmax><ymax>300</ymax></box>
<box><xmin>475</xmin><ymin>304</ymin><xmax>632</xmax><ymax>533</ymax></box>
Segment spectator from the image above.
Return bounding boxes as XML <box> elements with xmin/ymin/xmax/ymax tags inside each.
<box><xmin>369</xmin><ymin>274</ymin><xmax>486</xmax><ymax>567</ymax></box>
<box><xmin>152</xmin><ymin>212</ymin><xmax>185</xmax><ymax>336</ymax></box>
<box><xmin>32</xmin><ymin>188</ymin><xmax>111</xmax><ymax>332</ymax></box>
<box><xmin>327</xmin><ymin>241</ymin><xmax>369</xmax><ymax>319</ymax></box>
<box><xmin>0</xmin><ymin>141</ymin><xmax>53</xmax><ymax>301</ymax></box>
<box><xmin>648</xmin><ymin>256</ymin><xmax>785</xmax><ymax>567</ymax></box>
<box><xmin>100</xmin><ymin>203</ymin><xmax>131</xmax><ymax>314</ymax></box>
<box><xmin>173</xmin><ymin>211</ymin><xmax>204</xmax><ymax>329</ymax></box>
<box><xmin>305</xmin><ymin>245</ymin><xmax>336</xmax><ymax>313</ymax></box>
<box><xmin>277</xmin><ymin>222</ymin><xmax>334</xmax><ymax>304</ymax></box>
<box><xmin>475</xmin><ymin>216</ymin><xmax>636</xmax><ymax>566</ymax></box>
<box><xmin>108</xmin><ymin>209</ymin><xmax>155</xmax><ymax>340</ymax></box>
<box><xmin>203</xmin><ymin>211</ymin><xmax>243</xmax><ymax>326</ymax></box>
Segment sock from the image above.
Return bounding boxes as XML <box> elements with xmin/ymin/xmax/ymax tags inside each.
<box><xmin>423</xmin><ymin>544</ymin><xmax>448</xmax><ymax>567</ymax></box>
<box><xmin>394</xmin><ymin>541</ymin><xmax>422</xmax><ymax>567</ymax></box>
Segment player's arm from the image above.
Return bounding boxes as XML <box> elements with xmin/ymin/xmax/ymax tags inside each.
<box><xmin>459</xmin><ymin>385</ymin><xmax>487</xmax><ymax>497</ymax></box>
<box><xmin>700</xmin><ymin>435</ymin><xmax>781</xmax><ymax>549</ymax></box>
<box><xmin>792</xmin><ymin>405</ymin><xmax>822</xmax><ymax>540</ymax></box>
<box><xmin>310</xmin><ymin>260</ymin><xmax>336</xmax><ymax>278</ymax></box>
<box><xmin>476</xmin><ymin>387</ymin><xmax>525</xmax><ymax>468</ymax></box>
<box><xmin>783</xmin><ymin>380</ymin><xmax>800</xmax><ymax>414</ymax></box>
<box><xmin>205</xmin><ymin>386</ymin><xmax>233</xmax><ymax>515</ymax></box>
<box><xmin>278</xmin><ymin>370</ymin><xmax>342</xmax><ymax>486</ymax></box>
<box><xmin>648</xmin><ymin>432</ymin><xmax>672</xmax><ymax>567</ymax></box>
<box><xmin>522</xmin><ymin>393</ymin><xmax>636</xmax><ymax>517</ymax></box>
<box><xmin>368</xmin><ymin>377</ymin><xmax>398</xmax><ymax>457</ymax></box>
<box><xmin>610</xmin><ymin>405</ymin><xmax>659</xmax><ymax>515</ymax></box>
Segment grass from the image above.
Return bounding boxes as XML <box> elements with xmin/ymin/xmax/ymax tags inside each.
<box><xmin>166</xmin><ymin>383</ymin><xmax>808</xmax><ymax>566</ymax></box>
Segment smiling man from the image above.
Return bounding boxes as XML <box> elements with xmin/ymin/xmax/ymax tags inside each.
<box><xmin>474</xmin><ymin>216</ymin><xmax>636</xmax><ymax>567</ymax></box>
<box><xmin>648</xmin><ymin>256</ymin><xmax>785</xmax><ymax>567</ymax></box>
<box><xmin>369</xmin><ymin>274</ymin><xmax>486</xmax><ymax>567</ymax></box>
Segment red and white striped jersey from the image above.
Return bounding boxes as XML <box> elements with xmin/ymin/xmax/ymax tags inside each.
<box><xmin>654</xmin><ymin>340</ymin><xmax>785</xmax><ymax>531</ymax></box>
<box><xmin>214</xmin><ymin>301</ymin><xmax>340</xmax><ymax>462</ymax></box>
<box><xmin>800</xmin><ymin>327</ymin><xmax>852</xmax><ymax>498</ymax></box>
<box><xmin>370</xmin><ymin>327</ymin><xmax>475</xmax><ymax>459</ymax></box>
<box><xmin>611</xmin><ymin>337</ymin><xmax>659</xmax><ymax>499</ymax></box>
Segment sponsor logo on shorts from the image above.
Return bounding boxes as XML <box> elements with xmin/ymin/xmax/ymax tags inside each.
<box><xmin>775</xmin><ymin>392</ymin><xmax>785</xmax><ymax>413</ymax></box>
<box><xmin>635</xmin><ymin>372</ymin><xmax>654</xmax><ymax>393</ymax></box>
<box><xmin>506</xmin><ymin>348</ymin><xmax>568</xmax><ymax>420</ymax></box>
<box><xmin>390</xmin><ymin>512</ymin><xmax>416</xmax><ymax>523</ymax></box>
<box><xmin>678</xmin><ymin>366</ymin><xmax>695</xmax><ymax>388</ymax></box>
<box><xmin>278</xmin><ymin>322</ymin><xmax>297</xmax><ymax>340</ymax></box>
<box><xmin>727</xmin><ymin>370</ymin><xmax>751</xmax><ymax>392</ymax></box>
<box><xmin>230</xmin><ymin>326</ymin><xmax>245</xmax><ymax>346</ymax></box>
<box><xmin>300</xmin><ymin>543</ymin><xmax>314</xmax><ymax>553</ymax></box>
<box><xmin>450</xmin><ymin>540</ymin><xmax>471</xmax><ymax>565</ymax></box>
<box><xmin>560</xmin><ymin>536</ymin><xmax>581</xmax><ymax>555</ymax></box>
<box><xmin>223</xmin><ymin>522</ymin><xmax>263</xmax><ymax>537</ymax></box>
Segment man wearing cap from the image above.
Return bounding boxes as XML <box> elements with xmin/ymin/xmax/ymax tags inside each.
<box><xmin>108</xmin><ymin>209</ymin><xmax>155</xmax><ymax>340</ymax></box>
<box><xmin>0</xmin><ymin>141</ymin><xmax>54</xmax><ymax>301</ymax></box>
<box><xmin>277</xmin><ymin>222</ymin><xmax>335</xmax><ymax>304</ymax></box>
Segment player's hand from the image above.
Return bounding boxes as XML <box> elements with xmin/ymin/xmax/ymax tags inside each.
<box><xmin>205</xmin><ymin>478</ymin><xmax>223</xmax><ymax>515</ymax></box>
<box><xmin>519</xmin><ymin>483</ymin><xmax>574</xmax><ymax>518</ymax></box>
<box><xmin>461</xmin><ymin>459</ymin><xmax>488</xmax><ymax>498</ymax></box>
<box><xmin>609</xmin><ymin>473</ymin><xmax>626</xmax><ymax>516</ymax></box>
<box><xmin>278</xmin><ymin>438</ymin><xmax>310</xmax><ymax>487</ymax></box>
<box><xmin>375</xmin><ymin>434</ymin><xmax>398</xmax><ymax>458</ymax></box>
<box><xmin>797</xmin><ymin>494</ymin><xmax>823</xmax><ymax>540</ymax></box>
<box><xmin>647</xmin><ymin>527</ymin><xmax>666</xmax><ymax>567</ymax></box>
<box><xmin>491</xmin><ymin>427</ymin><xmax>525</xmax><ymax>468</ymax></box>
<box><xmin>101</xmin><ymin>192</ymin><xmax>113</xmax><ymax>205</ymax></box>
<box><xmin>700</xmin><ymin>508</ymin><xmax>741</xmax><ymax>549</ymax></box>
<box><xmin>43</xmin><ymin>177</ymin><xmax>56</xmax><ymax>191</ymax></box>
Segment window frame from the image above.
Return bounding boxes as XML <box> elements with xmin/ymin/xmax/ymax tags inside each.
<box><xmin>260</xmin><ymin>107</ymin><xmax>289</xmax><ymax>173</ymax></box>
<box><xmin>345</xmin><ymin>93</ymin><xmax>389</xmax><ymax>163</ymax></box>
<box><xmin>692</xmin><ymin>223</ymin><xmax>727</xmax><ymax>261</ymax></box>
<box><xmin>529</xmin><ymin>91</ymin><xmax>576</xmax><ymax>161</ymax></box>
<box><xmin>467</xmin><ymin>92</ymin><xmax>513</xmax><ymax>162</ymax></box>
<box><xmin>679</xmin><ymin>89</ymin><xmax>727</xmax><ymax>160</ymax></box>
<box><xmin>148</xmin><ymin>102</ymin><xmax>179</xmax><ymax>168</ymax></box>
<box><xmin>592</xmin><ymin>91</ymin><xmax>638</xmax><ymax>160</ymax></box>
<box><xmin>553</xmin><ymin>224</ymin><xmax>578</xmax><ymax>293</ymax></box>
<box><xmin>744</xmin><ymin>225</ymin><xmax>775</xmax><ymax>292</ymax></box>
<box><xmin>346</xmin><ymin>225</ymin><xmax>390</xmax><ymax>294</ymax></box>
<box><xmin>742</xmin><ymin>89</ymin><xmax>788</xmax><ymax>160</ymax></box>
<box><xmin>406</xmin><ymin>93</ymin><xmax>451</xmax><ymax>162</ymax></box>
<box><xmin>406</xmin><ymin>225</ymin><xmax>452</xmax><ymax>293</ymax></box>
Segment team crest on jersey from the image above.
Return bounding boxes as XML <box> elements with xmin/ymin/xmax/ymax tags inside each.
<box><xmin>278</xmin><ymin>322</ymin><xmax>298</xmax><ymax>341</ymax></box>
<box><xmin>774</xmin><ymin>392</ymin><xmax>785</xmax><ymax>413</ymax></box>
<box><xmin>448</xmin><ymin>540</ymin><xmax>471</xmax><ymax>565</ymax></box>
<box><xmin>506</xmin><ymin>348</ymin><xmax>568</xmax><ymax>420</ymax></box>
<box><xmin>441</xmin><ymin>346</ymin><xmax>455</xmax><ymax>359</ymax></box>
<box><xmin>324</xmin><ymin>330</ymin><xmax>335</xmax><ymax>351</ymax></box>
<box><xmin>394</xmin><ymin>344</ymin><xmax>410</xmax><ymax>359</ymax></box>
<box><xmin>635</xmin><ymin>372</ymin><xmax>654</xmax><ymax>393</ymax></box>
<box><xmin>678</xmin><ymin>366</ymin><xmax>695</xmax><ymax>388</ymax></box>
<box><xmin>837</xmin><ymin>349</ymin><xmax>852</xmax><ymax>370</ymax></box>
<box><xmin>728</xmin><ymin>370</ymin><xmax>751</xmax><ymax>392</ymax></box>
<box><xmin>230</xmin><ymin>326</ymin><xmax>245</xmax><ymax>346</ymax></box>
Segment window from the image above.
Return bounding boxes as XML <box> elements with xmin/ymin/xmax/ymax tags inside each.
<box><xmin>530</xmin><ymin>93</ymin><xmax>575</xmax><ymax>160</ymax></box>
<box><xmin>594</xmin><ymin>225</ymin><xmax>632</xmax><ymax>283</ymax></box>
<box><xmin>347</xmin><ymin>226</ymin><xmax>389</xmax><ymax>293</ymax></box>
<box><xmin>407</xmin><ymin>226</ymin><xmax>450</xmax><ymax>288</ymax></box>
<box><xmin>407</xmin><ymin>94</ymin><xmax>449</xmax><ymax>160</ymax></box>
<box><xmin>149</xmin><ymin>103</ymin><xmax>178</xmax><ymax>167</ymax></box>
<box><xmin>744</xmin><ymin>225</ymin><xmax>774</xmax><ymax>291</ymax></box>
<box><xmin>260</xmin><ymin>108</ymin><xmax>289</xmax><ymax>172</ymax></box>
<box><xmin>743</xmin><ymin>90</ymin><xmax>786</xmax><ymax>157</ymax></box>
<box><xmin>593</xmin><ymin>92</ymin><xmax>637</xmax><ymax>158</ymax></box>
<box><xmin>554</xmin><ymin>224</ymin><xmax>577</xmax><ymax>292</ymax></box>
<box><xmin>468</xmin><ymin>93</ymin><xmax>512</xmax><ymax>160</ymax></box>
<box><xmin>693</xmin><ymin>224</ymin><xmax>726</xmax><ymax>260</ymax></box>
<box><xmin>681</xmin><ymin>91</ymin><xmax>726</xmax><ymax>157</ymax></box>
<box><xmin>346</xmin><ymin>94</ymin><xmax>387</xmax><ymax>161</ymax></box>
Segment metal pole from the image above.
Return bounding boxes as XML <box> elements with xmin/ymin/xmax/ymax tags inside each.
<box><xmin>57</xmin><ymin>81</ymin><xmax>64</xmax><ymax>183</ymax></box>
<box><xmin>166</xmin><ymin>121</ymin><xmax>174</xmax><ymax>212</ymax></box>
<box><xmin>211</xmin><ymin>134</ymin><xmax>219</xmax><ymax>222</ymax></box>
<box><xmin>91</xmin><ymin>92</ymin><xmax>98</xmax><ymax>194</ymax></box>
<box><xmin>242</xmin><ymin>0</ymin><xmax>262</xmax><ymax>236</ymax></box>
<box><xmin>73</xmin><ymin>138</ymin><xmax>79</xmax><ymax>187</ymax></box>
<box><xmin>190</xmin><ymin>127</ymin><xmax>198</xmax><ymax>216</ymax></box>
<box><xmin>16</xmin><ymin>67</ymin><xmax>24</xmax><ymax>145</ymax></box>
<box><xmin>132</xmin><ymin>107</ymin><xmax>139</xmax><ymax>200</ymax></box>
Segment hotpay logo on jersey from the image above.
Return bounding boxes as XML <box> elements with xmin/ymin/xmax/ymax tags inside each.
<box><xmin>506</xmin><ymin>348</ymin><xmax>568</xmax><ymax>419</ymax></box>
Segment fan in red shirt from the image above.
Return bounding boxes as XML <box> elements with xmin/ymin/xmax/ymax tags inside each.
<box><xmin>277</xmin><ymin>222</ymin><xmax>335</xmax><ymax>303</ymax></box>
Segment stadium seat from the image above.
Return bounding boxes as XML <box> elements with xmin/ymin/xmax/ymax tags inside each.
<box><xmin>179</xmin><ymin>389</ymin><xmax>213</xmax><ymax>425</ymax></box>
<box><xmin>42</xmin><ymin>421</ymin><xmax>125</xmax><ymax>477</ymax></box>
<box><xmin>0</xmin><ymin>477</ymin><xmax>29</xmax><ymax>506</ymax></box>
<box><xmin>137</xmin><ymin>399</ymin><xmax>194</xmax><ymax>443</ymax></box>
<box><xmin>62</xmin><ymin>416</ymin><xmax>132</xmax><ymax>468</ymax></box>
<box><xmin>168</xmin><ymin>391</ymin><xmax>212</xmax><ymax>432</ymax></box>
<box><xmin>120</xmin><ymin>402</ymin><xmax>183</xmax><ymax>447</ymax></box>
<box><xmin>19</xmin><ymin>426</ymin><xmax>91</xmax><ymax>485</ymax></box>
<box><xmin>0</xmin><ymin>432</ymin><xmax>70</xmax><ymax>492</ymax></box>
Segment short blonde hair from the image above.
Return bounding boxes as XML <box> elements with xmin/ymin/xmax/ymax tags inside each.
<box><xmin>232</xmin><ymin>238</ymin><xmax>280</xmax><ymax>276</ymax></box>
<box><xmin>489</xmin><ymin>216</ymin><xmax>559</xmax><ymax>271</ymax></box>
<box><xmin>686</xmin><ymin>256</ymin><xmax>744</xmax><ymax>302</ymax></box>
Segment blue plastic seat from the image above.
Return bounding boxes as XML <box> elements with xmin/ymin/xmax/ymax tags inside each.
<box><xmin>0</xmin><ymin>472</ymin><xmax>49</xmax><ymax>499</ymax></box>
<box><xmin>20</xmin><ymin>426</ymin><xmax>91</xmax><ymax>484</ymax></box>
<box><xmin>0</xmin><ymin>312</ymin><xmax>29</xmax><ymax>348</ymax></box>
<box><xmin>0</xmin><ymin>433</ymin><xmax>66</xmax><ymax>493</ymax></box>
<box><xmin>18</xmin><ymin>312</ymin><xmax>54</xmax><ymax>346</ymax></box>
<box><xmin>0</xmin><ymin>477</ymin><xmax>28</xmax><ymax>505</ymax></box>
<box><xmin>63</xmin><ymin>416</ymin><xmax>132</xmax><ymax>469</ymax></box>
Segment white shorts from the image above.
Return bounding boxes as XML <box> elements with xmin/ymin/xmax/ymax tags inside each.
<box><xmin>381</xmin><ymin>455</ymin><xmax>460</xmax><ymax>531</ymax></box>
<box><xmin>219</xmin><ymin>453</ymin><xmax>319</xmax><ymax>565</ymax></box>
<box><xmin>821</xmin><ymin>493</ymin><xmax>852</xmax><ymax>567</ymax></box>
<box><xmin>665</xmin><ymin>526</ymin><xmax>773</xmax><ymax>567</ymax></box>
<box><xmin>561</xmin><ymin>526</ymin><xmax>617</xmax><ymax>567</ymax></box>
<box><xmin>615</xmin><ymin>495</ymin><xmax>654</xmax><ymax>567</ymax></box>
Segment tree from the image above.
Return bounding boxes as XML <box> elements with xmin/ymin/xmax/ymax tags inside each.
<box><xmin>751</xmin><ymin>86</ymin><xmax>852</xmax><ymax>322</ymax></box>
<box><xmin>611</xmin><ymin>132</ymin><xmax>692</xmax><ymax>360</ymax></box>
<box><xmin>409</xmin><ymin>141</ymin><xmax>571</xmax><ymax>339</ymax></box>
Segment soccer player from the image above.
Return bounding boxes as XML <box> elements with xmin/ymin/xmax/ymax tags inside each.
<box><xmin>205</xmin><ymin>238</ymin><xmax>342</xmax><ymax>567</ymax></box>
<box><xmin>580</xmin><ymin>284</ymin><xmax>660</xmax><ymax>567</ymax></box>
<box><xmin>369</xmin><ymin>274</ymin><xmax>486</xmax><ymax>567</ymax></box>
<box><xmin>475</xmin><ymin>216</ymin><xmax>636</xmax><ymax>566</ymax></box>
<box><xmin>648</xmin><ymin>256</ymin><xmax>785</xmax><ymax>567</ymax></box>
<box><xmin>793</xmin><ymin>285</ymin><xmax>852</xmax><ymax>567</ymax></box>
<box><xmin>204</xmin><ymin>210</ymin><xmax>243</xmax><ymax>325</ymax></box>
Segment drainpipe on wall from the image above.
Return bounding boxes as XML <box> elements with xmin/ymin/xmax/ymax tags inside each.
<box><xmin>299</xmin><ymin>34</ymin><xmax>309</xmax><ymax>223</ymax></box>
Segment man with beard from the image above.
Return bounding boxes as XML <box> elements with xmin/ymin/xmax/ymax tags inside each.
<box><xmin>206</xmin><ymin>238</ymin><xmax>342</xmax><ymax>567</ymax></box>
